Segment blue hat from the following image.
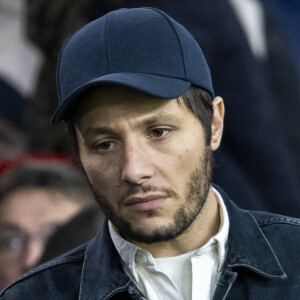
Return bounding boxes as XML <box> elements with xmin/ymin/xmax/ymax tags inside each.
<box><xmin>52</xmin><ymin>7</ymin><xmax>214</xmax><ymax>124</ymax></box>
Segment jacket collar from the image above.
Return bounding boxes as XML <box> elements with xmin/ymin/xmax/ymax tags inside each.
<box><xmin>79</xmin><ymin>222</ymin><xmax>134</xmax><ymax>300</ymax></box>
<box><xmin>215</xmin><ymin>185</ymin><xmax>286</xmax><ymax>279</ymax></box>
<box><xmin>79</xmin><ymin>185</ymin><xmax>286</xmax><ymax>299</ymax></box>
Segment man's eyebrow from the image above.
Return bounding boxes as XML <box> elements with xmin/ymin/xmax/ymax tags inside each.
<box><xmin>81</xmin><ymin>112</ymin><xmax>182</xmax><ymax>138</ymax></box>
<box><xmin>0</xmin><ymin>222</ymin><xmax>24</xmax><ymax>233</ymax></box>
<box><xmin>82</xmin><ymin>126</ymin><xmax>116</xmax><ymax>139</ymax></box>
<box><xmin>139</xmin><ymin>112</ymin><xmax>182</xmax><ymax>127</ymax></box>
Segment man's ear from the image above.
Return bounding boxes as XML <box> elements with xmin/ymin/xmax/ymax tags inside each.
<box><xmin>211</xmin><ymin>97</ymin><xmax>225</xmax><ymax>151</ymax></box>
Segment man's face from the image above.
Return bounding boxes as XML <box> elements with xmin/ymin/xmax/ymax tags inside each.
<box><xmin>74</xmin><ymin>86</ymin><xmax>213</xmax><ymax>244</ymax></box>
<box><xmin>0</xmin><ymin>188</ymin><xmax>82</xmax><ymax>289</ymax></box>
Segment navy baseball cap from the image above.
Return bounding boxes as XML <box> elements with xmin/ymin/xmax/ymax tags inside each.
<box><xmin>51</xmin><ymin>7</ymin><xmax>214</xmax><ymax>124</ymax></box>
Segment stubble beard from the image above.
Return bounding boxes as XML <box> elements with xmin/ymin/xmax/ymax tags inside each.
<box><xmin>91</xmin><ymin>147</ymin><xmax>212</xmax><ymax>244</ymax></box>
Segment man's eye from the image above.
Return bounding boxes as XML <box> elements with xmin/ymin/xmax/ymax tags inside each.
<box><xmin>150</xmin><ymin>128</ymin><xmax>170</xmax><ymax>138</ymax></box>
<box><xmin>0</xmin><ymin>236</ymin><xmax>24</xmax><ymax>252</ymax></box>
<box><xmin>96</xmin><ymin>141</ymin><xmax>114</xmax><ymax>151</ymax></box>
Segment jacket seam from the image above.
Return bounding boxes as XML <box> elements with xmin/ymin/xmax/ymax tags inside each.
<box><xmin>147</xmin><ymin>8</ymin><xmax>187</xmax><ymax>79</ymax></box>
<box><xmin>247</xmin><ymin>211</ymin><xmax>287</xmax><ymax>278</ymax></box>
<box><xmin>102</xmin><ymin>281</ymin><xmax>131</xmax><ymax>300</ymax></box>
<box><xmin>255</xmin><ymin>218</ymin><xmax>300</xmax><ymax>226</ymax></box>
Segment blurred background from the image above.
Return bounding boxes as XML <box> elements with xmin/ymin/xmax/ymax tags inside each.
<box><xmin>0</xmin><ymin>0</ymin><xmax>299</xmax><ymax>289</ymax></box>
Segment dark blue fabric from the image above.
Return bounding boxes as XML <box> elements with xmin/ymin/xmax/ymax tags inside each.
<box><xmin>1</xmin><ymin>185</ymin><xmax>300</xmax><ymax>299</ymax></box>
<box><xmin>262</xmin><ymin>0</ymin><xmax>300</xmax><ymax>74</ymax></box>
<box><xmin>0</xmin><ymin>78</ymin><xmax>25</xmax><ymax>129</ymax></box>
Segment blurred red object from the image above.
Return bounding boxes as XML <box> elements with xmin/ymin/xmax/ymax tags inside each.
<box><xmin>0</xmin><ymin>154</ymin><xmax>77</xmax><ymax>176</ymax></box>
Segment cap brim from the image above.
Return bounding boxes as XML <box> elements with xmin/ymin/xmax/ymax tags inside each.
<box><xmin>51</xmin><ymin>73</ymin><xmax>191</xmax><ymax>124</ymax></box>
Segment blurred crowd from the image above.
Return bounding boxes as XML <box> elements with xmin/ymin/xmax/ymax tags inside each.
<box><xmin>0</xmin><ymin>0</ymin><xmax>299</xmax><ymax>289</ymax></box>
<box><xmin>0</xmin><ymin>155</ymin><xmax>104</xmax><ymax>288</ymax></box>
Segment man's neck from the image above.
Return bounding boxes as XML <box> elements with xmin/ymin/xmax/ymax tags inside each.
<box><xmin>132</xmin><ymin>187</ymin><xmax>220</xmax><ymax>258</ymax></box>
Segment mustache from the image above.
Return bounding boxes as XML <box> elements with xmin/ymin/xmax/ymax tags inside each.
<box><xmin>123</xmin><ymin>185</ymin><xmax>177</xmax><ymax>199</ymax></box>
<box><xmin>92</xmin><ymin>184</ymin><xmax>177</xmax><ymax>204</ymax></box>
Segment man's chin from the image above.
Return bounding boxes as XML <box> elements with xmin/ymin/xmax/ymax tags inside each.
<box><xmin>119</xmin><ymin>222</ymin><xmax>181</xmax><ymax>244</ymax></box>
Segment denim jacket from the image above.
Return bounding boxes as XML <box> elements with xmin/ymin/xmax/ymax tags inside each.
<box><xmin>1</xmin><ymin>185</ymin><xmax>300</xmax><ymax>299</ymax></box>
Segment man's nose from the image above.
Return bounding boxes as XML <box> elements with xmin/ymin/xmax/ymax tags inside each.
<box><xmin>121</xmin><ymin>140</ymin><xmax>154</xmax><ymax>184</ymax></box>
<box><xmin>23</xmin><ymin>239</ymin><xmax>45</xmax><ymax>271</ymax></box>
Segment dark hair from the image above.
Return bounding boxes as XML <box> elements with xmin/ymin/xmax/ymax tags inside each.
<box><xmin>0</xmin><ymin>161</ymin><xmax>94</xmax><ymax>205</ymax></box>
<box><xmin>180</xmin><ymin>86</ymin><xmax>213</xmax><ymax>146</ymax></box>
<box><xmin>38</xmin><ymin>206</ymin><xmax>104</xmax><ymax>264</ymax></box>
<box><xmin>67</xmin><ymin>85</ymin><xmax>213</xmax><ymax>155</ymax></box>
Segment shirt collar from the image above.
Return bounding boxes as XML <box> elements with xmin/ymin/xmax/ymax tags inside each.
<box><xmin>212</xmin><ymin>187</ymin><xmax>229</xmax><ymax>271</ymax></box>
<box><xmin>109</xmin><ymin>221</ymin><xmax>141</xmax><ymax>280</ymax></box>
<box><xmin>109</xmin><ymin>187</ymin><xmax>229</xmax><ymax>280</ymax></box>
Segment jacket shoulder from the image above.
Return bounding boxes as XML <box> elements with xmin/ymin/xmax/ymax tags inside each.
<box><xmin>0</xmin><ymin>242</ymin><xmax>88</xmax><ymax>300</ymax></box>
<box><xmin>250</xmin><ymin>210</ymin><xmax>300</xmax><ymax>273</ymax></box>
<box><xmin>250</xmin><ymin>210</ymin><xmax>300</xmax><ymax>228</ymax></box>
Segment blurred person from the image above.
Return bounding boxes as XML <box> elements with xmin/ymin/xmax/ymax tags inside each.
<box><xmin>38</xmin><ymin>206</ymin><xmax>105</xmax><ymax>264</ymax></box>
<box><xmin>0</xmin><ymin>120</ymin><xmax>25</xmax><ymax>161</ymax></box>
<box><xmin>0</xmin><ymin>156</ymin><xmax>96</xmax><ymax>289</ymax></box>
<box><xmin>262</xmin><ymin>0</ymin><xmax>300</xmax><ymax>76</ymax></box>
<box><xmin>0</xmin><ymin>78</ymin><xmax>27</xmax><ymax>160</ymax></box>
<box><xmin>1</xmin><ymin>8</ymin><xmax>300</xmax><ymax>299</ymax></box>
<box><xmin>228</xmin><ymin>0</ymin><xmax>300</xmax><ymax>184</ymax></box>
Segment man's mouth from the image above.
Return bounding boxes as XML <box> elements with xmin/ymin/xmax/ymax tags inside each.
<box><xmin>124</xmin><ymin>195</ymin><xmax>167</xmax><ymax>211</ymax></box>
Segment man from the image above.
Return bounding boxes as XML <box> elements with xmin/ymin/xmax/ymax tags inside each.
<box><xmin>1</xmin><ymin>7</ymin><xmax>300</xmax><ymax>299</ymax></box>
<box><xmin>0</xmin><ymin>156</ymin><xmax>97</xmax><ymax>289</ymax></box>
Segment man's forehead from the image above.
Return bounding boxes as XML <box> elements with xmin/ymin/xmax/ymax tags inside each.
<box><xmin>73</xmin><ymin>85</ymin><xmax>188</xmax><ymax>120</ymax></box>
<box><xmin>72</xmin><ymin>86</ymin><xmax>196</xmax><ymax>133</ymax></box>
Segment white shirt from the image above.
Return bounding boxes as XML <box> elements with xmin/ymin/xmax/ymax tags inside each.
<box><xmin>109</xmin><ymin>188</ymin><xmax>229</xmax><ymax>300</ymax></box>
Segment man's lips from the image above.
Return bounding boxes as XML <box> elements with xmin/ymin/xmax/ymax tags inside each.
<box><xmin>124</xmin><ymin>195</ymin><xmax>167</xmax><ymax>211</ymax></box>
